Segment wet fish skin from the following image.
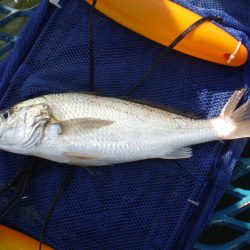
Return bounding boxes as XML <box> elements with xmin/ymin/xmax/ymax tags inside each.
<box><xmin>0</xmin><ymin>89</ymin><xmax>248</xmax><ymax>166</ymax></box>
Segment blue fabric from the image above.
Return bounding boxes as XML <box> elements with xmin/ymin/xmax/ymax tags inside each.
<box><xmin>0</xmin><ymin>0</ymin><xmax>249</xmax><ymax>249</ymax></box>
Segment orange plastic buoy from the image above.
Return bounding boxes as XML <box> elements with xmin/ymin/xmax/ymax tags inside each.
<box><xmin>0</xmin><ymin>225</ymin><xmax>54</xmax><ymax>250</ymax></box>
<box><xmin>85</xmin><ymin>0</ymin><xmax>248</xmax><ymax>66</ymax></box>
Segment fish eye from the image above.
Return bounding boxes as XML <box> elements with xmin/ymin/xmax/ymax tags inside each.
<box><xmin>0</xmin><ymin>110</ymin><xmax>11</xmax><ymax>120</ymax></box>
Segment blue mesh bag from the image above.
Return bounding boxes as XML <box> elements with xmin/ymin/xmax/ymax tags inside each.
<box><xmin>0</xmin><ymin>0</ymin><xmax>250</xmax><ymax>249</ymax></box>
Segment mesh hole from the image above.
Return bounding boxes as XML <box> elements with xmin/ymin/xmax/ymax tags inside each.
<box><xmin>232</xmin><ymin>173</ymin><xmax>250</xmax><ymax>190</ymax></box>
<box><xmin>215</xmin><ymin>193</ymin><xmax>240</xmax><ymax>211</ymax></box>
<box><xmin>241</xmin><ymin>140</ymin><xmax>250</xmax><ymax>157</ymax></box>
<box><xmin>241</xmin><ymin>245</ymin><xmax>250</xmax><ymax>250</ymax></box>
<box><xmin>198</xmin><ymin>225</ymin><xmax>243</xmax><ymax>245</ymax></box>
<box><xmin>235</xmin><ymin>207</ymin><xmax>250</xmax><ymax>223</ymax></box>
<box><xmin>1</xmin><ymin>16</ymin><xmax>29</xmax><ymax>36</ymax></box>
<box><xmin>0</xmin><ymin>0</ymin><xmax>39</xmax><ymax>9</ymax></box>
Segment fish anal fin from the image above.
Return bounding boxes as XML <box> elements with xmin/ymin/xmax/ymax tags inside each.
<box><xmin>160</xmin><ymin>147</ymin><xmax>192</xmax><ymax>159</ymax></box>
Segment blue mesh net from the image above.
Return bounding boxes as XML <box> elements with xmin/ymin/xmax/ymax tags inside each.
<box><xmin>0</xmin><ymin>0</ymin><xmax>249</xmax><ymax>249</ymax></box>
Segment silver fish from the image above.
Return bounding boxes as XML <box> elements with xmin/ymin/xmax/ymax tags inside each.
<box><xmin>0</xmin><ymin>89</ymin><xmax>249</xmax><ymax>166</ymax></box>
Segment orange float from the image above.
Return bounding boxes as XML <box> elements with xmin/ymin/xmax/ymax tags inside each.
<box><xmin>0</xmin><ymin>225</ymin><xmax>54</xmax><ymax>250</ymax></box>
<box><xmin>86</xmin><ymin>0</ymin><xmax>248</xmax><ymax>66</ymax></box>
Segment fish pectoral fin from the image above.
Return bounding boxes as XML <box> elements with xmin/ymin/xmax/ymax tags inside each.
<box><xmin>160</xmin><ymin>147</ymin><xmax>192</xmax><ymax>159</ymax></box>
<box><xmin>64</xmin><ymin>152</ymin><xmax>101</xmax><ymax>160</ymax></box>
<box><xmin>56</xmin><ymin>118</ymin><xmax>114</xmax><ymax>135</ymax></box>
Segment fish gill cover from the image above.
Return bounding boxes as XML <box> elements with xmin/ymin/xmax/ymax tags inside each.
<box><xmin>0</xmin><ymin>0</ymin><xmax>249</xmax><ymax>249</ymax></box>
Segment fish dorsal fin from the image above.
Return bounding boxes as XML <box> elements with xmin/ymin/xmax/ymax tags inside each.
<box><xmin>49</xmin><ymin>118</ymin><xmax>114</xmax><ymax>136</ymax></box>
<box><xmin>121</xmin><ymin>97</ymin><xmax>201</xmax><ymax>119</ymax></box>
<box><xmin>160</xmin><ymin>147</ymin><xmax>192</xmax><ymax>159</ymax></box>
<box><xmin>220</xmin><ymin>89</ymin><xmax>246</xmax><ymax>117</ymax></box>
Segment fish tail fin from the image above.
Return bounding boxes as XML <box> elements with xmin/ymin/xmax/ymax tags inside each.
<box><xmin>215</xmin><ymin>88</ymin><xmax>250</xmax><ymax>140</ymax></box>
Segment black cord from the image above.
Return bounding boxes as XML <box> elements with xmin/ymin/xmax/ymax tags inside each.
<box><xmin>0</xmin><ymin>171</ymin><xmax>31</xmax><ymax>222</ymax></box>
<box><xmin>37</xmin><ymin>11</ymin><xmax>223</xmax><ymax>249</ymax></box>
<box><xmin>0</xmin><ymin>157</ymin><xmax>38</xmax><ymax>195</ymax></box>
<box><xmin>124</xmin><ymin>16</ymin><xmax>223</xmax><ymax>96</ymax></box>
<box><xmin>88</xmin><ymin>0</ymin><xmax>98</xmax><ymax>91</ymax></box>
<box><xmin>39</xmin><ymin>166</ymin><xmax>77</xmax><ymax>250</ymax></box>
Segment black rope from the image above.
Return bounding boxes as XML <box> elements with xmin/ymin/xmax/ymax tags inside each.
<box><xmin>88</xmin><ymin>0</ymin><xmax>98</xmax><ymax>91</ymax></box>
<box><xmin>37</xmin><ymin>11</ymin><xmax>223</xmax><ymax>249</ymax></box>
<box><xmin>124</xmin><ymin>16</ymin><xmax>223</xmax><ymax>96</ymax></box>
<box><xmin>0</xmin><ymin>170</ymin><xmax>31</xmax><ymax>222</ymax></box>
<box><xmin>0</xmin><ymin>159</ymin><xmax>34</xmax><ymax>195</ymax></box>
<box><xmin>39</xmin><ymin>166</ymin><xmax>77</xmax><ymax>250</ymax></box>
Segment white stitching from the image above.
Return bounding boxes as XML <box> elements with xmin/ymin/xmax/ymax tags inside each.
<box><xmin>187</xmin><ymin>198</ymin><xmax>200</xmax><ymax>206</ymax></box>
<box><xmin>227</xmin><ymin>40</ymin><xmax>242</xmax><ymax>64</ymax></box>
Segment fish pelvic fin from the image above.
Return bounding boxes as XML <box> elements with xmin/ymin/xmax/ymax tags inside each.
<box><xmin>211</xmin><ymin>88</ymin><xmax>250</xmax><ymax>140</ymax></box>
<box><xmin>160</xmin><ymin>147</ymin><xmax>192</xmax><ymax>159</ymax></box>
<box><xmin>64</xmin><ymin>152</ymin><xmax>101</xmax><ymax>160</ymax></box>
<box><xmin>63</xmin><ymin>152</ymin><xmax>110</xmax><ymax>167</ymax></box>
